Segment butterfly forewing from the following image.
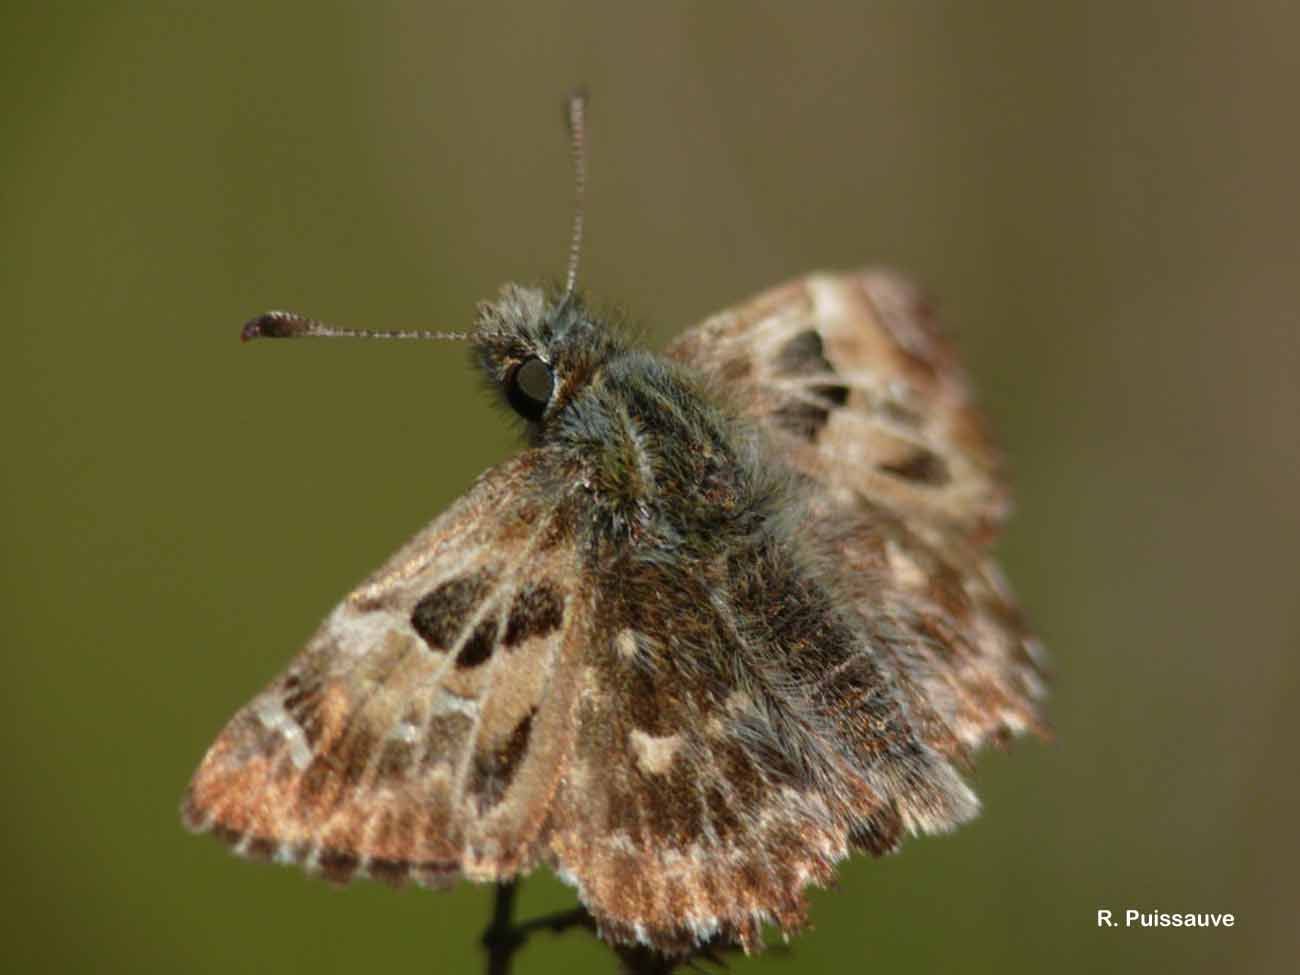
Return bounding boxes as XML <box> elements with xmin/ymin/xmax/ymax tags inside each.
<box><xmin>183</xmin><ymin>450</ymin><xmax>589</xmax><ymax>886</ymax></box>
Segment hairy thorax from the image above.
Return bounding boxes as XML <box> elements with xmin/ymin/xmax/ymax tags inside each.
<box><xmin>550</xmin><ymin>349</ymin><xmax>782</xmax><ymax>556</ymax></box>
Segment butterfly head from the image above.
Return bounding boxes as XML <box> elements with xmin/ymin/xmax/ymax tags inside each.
<box><xmin>472</xmin><ymin>283</ymin><xmax>622</xmax><ymax>430</ymax></box>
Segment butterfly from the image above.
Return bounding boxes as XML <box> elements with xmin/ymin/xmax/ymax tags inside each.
<box><xmin>182</xmin><ymin>91</ymin><xmax>1047</xmax><ymax>958</ymax></box>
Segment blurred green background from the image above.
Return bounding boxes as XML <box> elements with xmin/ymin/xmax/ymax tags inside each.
<box><xmin>4</xmin><ymin>2</ymin><xmax>1297</xmax><ymax>972</ymax></box>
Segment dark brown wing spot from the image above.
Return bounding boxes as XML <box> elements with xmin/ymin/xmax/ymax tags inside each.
<box><xmin>773</xmin><ymin>399</ymin><xmax>831</xmax><ymax>439</ymax></box>
<box><xmin>878</xmin><ymin>448</ymin><xmax>950</xmax><ymax>486</ymax></box>
<box><xmin>770</xmin><ymin>330</ymin><xmax>850</xmax><ymax>440</ymax></box>
<box><xmin>774</xmin><ymin>330</ymin><xmax>828</xmax><ymax>374</ymax></box>
<box><xmin>317</xmin><ymin>848</ymin><xmax>360</xmax><ymax>884</ymax></box>
<box><xmin>503</xmin><ymin>583</ymin><xmax>565</xmax><ymax>648</ymax></box>
<box><xmin>455</xmin><ymin>617</ymin><xmax>499</xmax><ymax>669</ymax></box>
<box><xmin>411</xmin><ymin>570</ymin><xmax>496</xmax><ymax>651</ymax></box>
<box><xmin>368</xmin><ymin>858</ymin><xmax>411</xmax><ymax>887</ymax></box>
<box><xmin>812</xmin><ymin>382</ymin><xmax>849</xmax><ymax>406</ymax></box>
<box><xmin>623</xmin><ymin>665</ymin><xmax>674</xmax><ymax>737</ymax></box>
<box><xmin>773</xmin><ymin>380</ymin><xmax>852</xmax><ymax>440</ymax></box>
<box><xmin>466</xmin><ymin>709</ymin><xmax>535</xmax><ymax>813</ymax></box>
<box><xmin>243</xmin><ymin>836</ymin><xmax>278</xmax><ymax>862</ymax></box>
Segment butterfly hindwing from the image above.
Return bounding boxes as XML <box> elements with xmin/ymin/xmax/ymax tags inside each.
<box><xmin>666</xmin><ymin>269</ymin><xmax>1047</xmax><ymax>751</ymax></box>
<box><xmin>541</xmin><ymin>508</ymin><xmax>980</xmax><ymax>953</ymax></box>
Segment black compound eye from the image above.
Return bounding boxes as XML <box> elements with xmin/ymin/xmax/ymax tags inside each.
<box><xmin>506</xmin><ymin>356</ymin><xmax>555</xmax><ymax>421</ymax></box>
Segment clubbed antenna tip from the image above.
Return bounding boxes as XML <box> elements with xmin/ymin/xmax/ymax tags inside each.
<box><xmin>241</xmin><ymin>312</ymin><xmax>306</xmax><ymax>342</ymax></box>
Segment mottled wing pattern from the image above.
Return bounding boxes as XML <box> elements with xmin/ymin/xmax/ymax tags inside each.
<box><xmin>543</xmin><ymin>547</ymin><xmax>979</xmax><ymax>953</ymax></box>
<box><xmin>667</xmin><ymin>269</ymin><xmax>1007</xmax><ymax>539</ymax></box>
<box><xmin>546</xmin><ymin>655</ymin><xmax>847</xmax><ymax>953</ymax></box>
<box><xmin>183</xmin><ymin>450</ymin><xmax>588</xmax><ymax>887</ymax></box>
<box><xmin>666</xmin><ymin>269</ymin><xmax>1047</xmax><ymax>750</ymax></box>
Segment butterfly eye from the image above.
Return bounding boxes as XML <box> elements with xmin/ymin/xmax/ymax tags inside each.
<box><xmin>506</xmin><ymin>356</ymin><xmax>555</xmax><ymax>421</ymax></box>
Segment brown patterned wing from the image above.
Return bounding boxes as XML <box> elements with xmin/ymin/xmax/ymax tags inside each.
<box><xmin>667</xmin><ymin>269</ymin><xmax>1008</xmax><ymax>541</ymax></box>
<box><xmin>541</xmin><ymin>539</ymin><xmax>984</xmax><ymax>955</ymax></box>
<box><xmin>666</xmin><ymin>269</ymin><xmax>1047</xmax><ymax>750</ymax></box>
<box><xmin>182</xmin><ymin>450</ymin><xmax>589</xmax><ymax>887</ymax></box>
<box><xmin>545</xmin><ymin>661</ymin><xmax>849</xmax><ymax>954</ymax></box>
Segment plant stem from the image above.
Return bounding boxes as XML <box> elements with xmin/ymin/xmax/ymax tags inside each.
<box><xmin>481</xmin><ymin>881</ymin><xmax>597</xmax><ymax>974</ymax></box>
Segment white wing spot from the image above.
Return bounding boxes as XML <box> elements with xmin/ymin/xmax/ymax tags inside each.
<box><xmin>615</xmin><ymin>628</ymin><xmax>639</xmax><ymax>660</ymax></box>
<box><xmin>254</xmin><ymin>697</ymin><xmax>313</xmax><ymax>769</ymax></box>
<box><xmin>327</xmin><ymin>604</ymin><xmax>408</xmax><ymax>656</ymax></box>
<box><xmin>629</xmin><ymin>729</ymin><xmax>683</xmax><ymax>775</ymax></box>
<box><xmin>432</xmin><ymin>687</ymin><xmax>480</xmax><ymax>718</ymax></box>
<box><xmin>885</xmin><ymin>539</ymin><xmax>928</xmax><ymax>590</ymax></box>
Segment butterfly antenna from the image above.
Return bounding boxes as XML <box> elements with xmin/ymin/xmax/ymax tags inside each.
<box><xmin>240</xmin><ymin>311</ymin><xmax>469</xmax><ymax>343</ymax></box>
<box><xmin>562</xmin><ymin>87</ymin><xmax>589</xmax><ymax>303</ymax></box>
